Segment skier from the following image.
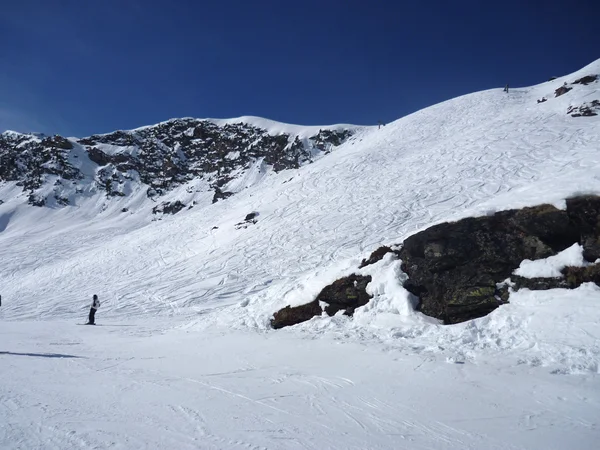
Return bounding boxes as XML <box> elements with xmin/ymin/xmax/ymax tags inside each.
<box><xmin>504</xmin><ymin>84</ymin><xmax>509</xmax><ymax>93</ymax></box>
<box><xmin>87</xmin><ymin>294</ymin><xmax>100</xmax><ymax>325</ymax></box>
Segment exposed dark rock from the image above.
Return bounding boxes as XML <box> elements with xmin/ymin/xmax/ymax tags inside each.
<box><xmin>562</xmin><ymin>264</ymin><xmax>600</xmax><ymax>287</ymax></box>
<box><xmin>152</xmin><ymin>200</ymin><xmax>186</xmax><ymax>215</ymax></box>
<box><xmin>567</xmin><ymin>100</ymin><xmax>600</xmax><ymax>117</ymax></box>
<box><xmin>271</xmin><ymin>300</ymin><xmax>323</xmax><ymax>329</ymax></box>
<box><xmin>399</xmin><ymin>203</ymin><xmax>580</xmax><ymax>324</ymax></box>
<box><xmin>271</xmin><ymin>274</ymin><xmax>372</xmax><ymax>329</ymax></box>
<box><xmin>212</xmin><ymin>186</ymin><xmax>234</xmax><ymax>204</ymax></box>
<box><xmin>28</xmin><ymin>194</ymin><xmax>45</xmax><ymax>207</ymax></box>
<box><xmin>573</xmin><ymin>75</ymin><xmax>598</xmax><ymax>85</ymax></box>
<box><xmin>87</xmin><ymin>147</ymin><xmax>112</xmax><ymax>166</ymax></box>
<box><xmin>1</xmin><ymin>120</ymin><xmax>357</xmax><ymax>209</ymax></box>
<box><xmin>315</xmin><ymin>274</ymin><xmax>372</xmax><ymax>316</ymax></box>
<box><xmin>511</xmin><ymin>264</ymin><xmax>600</xmax><ymax>291</ymax></box>
<box><xmin>54</xmin><ymin>195</ymin><xmax>70</xmax><ymax>206</ymax></box>
<box><xmin>511</xmin><ymin>275</ymin><xmax>567</xmax><ymax>291</ymax></box>
<box><xmin>43</xmin><ymin>135</ymin><xmax>73</xmax><ymax>150</ymax></box>
<box><xmin>566</xmin><ymin>195</ymin><xmax>600</xmax><ymax>261</ymax></box>
<box><xmin>555</xmin><ymin>85</ymin><xmax>572</xmax><ymax>97</ymax></box>
<box><xmin>235</xmin><ymin>211</ymin><xmax>259</xmax><ymax>229</ymax></box>
<box><xmin>537</xmin><ymin>97</ymin><xmax>547</xmax><ymax>104</ymax></box>
<box><xmin>359</xmin><ymin>245</ymin><xmax>401</xmax><ymax>268</ymax></box>
<box><xmin>121</xmin><ymin>207</ymin><xmax>129</xmax><ymax>213</ymax></box>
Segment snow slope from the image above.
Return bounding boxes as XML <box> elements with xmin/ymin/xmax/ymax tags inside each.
<box><xmin>1</xmin><ymin>60</ymin><xmax>600</xmax><ymax>449</ymax></box>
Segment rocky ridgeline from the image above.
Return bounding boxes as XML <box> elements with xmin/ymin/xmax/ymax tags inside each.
<box><xmin>0</xmin><ymin>119</ymin><xmax>356</xmax><ymax>209</ymax></box>
<box><xmin>537</xmin><ymin>74</ymin><xmax>599</xmax><ymax>116</ymax></box>
<box><xmin>272</xmin><ymin>195</ymin><xmax>600</xmax><ymax>329</ymax></box>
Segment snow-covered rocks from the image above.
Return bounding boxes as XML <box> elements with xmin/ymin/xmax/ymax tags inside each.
<box><xmin>0</xmin><ymin>118</ymin><xmax>359</xmax><ymax>210</ymax></box>
<box><xmin>273</xmin><ymin>195</ymin><xmax>600</xmax><ymax>329</ymax></box>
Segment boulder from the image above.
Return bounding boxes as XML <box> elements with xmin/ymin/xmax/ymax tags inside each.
<box><xmin>573</xmin><ymin>75</ymin><xmax>598</xmax><ymax>85</ymax></box>
<box><xmin>271</xmin><ymin>274</ymin><xmax>372</xmax><ymax>329</ymax></box>
<box><xmin>555</xmin><ymin>85</ymin><xmax>572</xmax><ymax>97</ymax></box>
<box><xmin>566</xmin><ymin>195</ymin><xmax>600</xmax><ymax>261</ymax></box>
<box><xmin>359</xmin><ymin>245</ymin><xmax>401</xmax><ymax>268</ymax></box>
<box><xmin>315</xmin><ymin>274</ymin><xmax>372</xmax><ymax>316</ymax></box>
<box><xmin>271</xmin><ymin>300</ymin><xmax>322</xmax><ymax>329</ymax></box>
<box><xmin>399</xmin><ymin>203</ymin><xmax>578</xmax><ymax>324</ymax></box>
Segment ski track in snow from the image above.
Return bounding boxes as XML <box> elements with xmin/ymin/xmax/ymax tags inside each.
<box><xmin>1</xmin><ymin>60</ymin><xmax>600</xmax><ymax>449</ymax></box>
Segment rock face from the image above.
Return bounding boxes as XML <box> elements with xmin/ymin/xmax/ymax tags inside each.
<box><xmin>315</xmin><ymin>274</ymin><xmax>372</xmax><ymax>316</ymax></box>
<box><xmin>565</xmin><ymin>195</ymin><xmax>600</xmax><ymax>261</ymax></box>
<box><xmin>399</xmin><ymin>196</ymin><xmax>600</xmax><ymax>324</ymax></box>
<box><xmin>271</xmin><ymin>300</ymin><xmax>323</xmax><ymax>330</ymax></box>
<box><xmin>555</xmin><ymin>85</ymin><xmax>573</xmax><ymax>97</ymax></box>
<box><xmin>270</xmin><ymin>274</ymin><xmax>372</xmax><ymax>329</ymax></box>
<box><xmin>567</xmin><ymin>100</ymin><xmax>600</xmax><ymax>117</ymax></box>
<box><xmin>271</xmin><ymin>195</ymin><xmax>600</xmax><ymax>329</ymax></box>
<box><xmin>0</xmin><ymin>120</ymin><xmax>358</xmax><ymax>208</ymax></box>
<box><xmin>359</xmin><ymin>245</ymin><xmax>401</xmax><ymax>268</ymax></box>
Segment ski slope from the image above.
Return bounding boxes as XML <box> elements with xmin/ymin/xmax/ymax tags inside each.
<box><xmin>1</xmin><ymin>60</ymin><xmax>600</xmax><ymax>449</ymax></box>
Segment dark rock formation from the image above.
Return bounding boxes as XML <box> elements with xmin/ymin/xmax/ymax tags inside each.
<box><xmin>537</xmin><ymin>97</ymin><xmax>547</xmax><ymax>104</ymax></box>
<box><xmin>567</xmin><ymin>100</ymin><xmax>600</xmax><ymax>117</ymax></box>
<box><xmin>271</xmin><ymin>274</ymin><xmax>372</xmax><ymax>329</ymax></box>
<box><xmin>271</xmin><ymin>300</ymin><xmax>323</xmax><ymax>330</ymax></box>
<box><xmin>152</xmin><ymin>200</ymin><xmax>186</xmax><ymax>215</ymax></box>
<box><xmin>511</xmin><ymin>264</ymin><xmax>600</xmax><ymax>291</ymax></box>
<box><xmin>359</xmin><ymin>245</ymin><xmax>401</xmax><ymax>268</ymax></box>
<box><xmin>315</xmin><ymin>274</ymin><xmax>372</xmax><ymax>316</ymax></box>
<box><xmin>555</xmin><ymin>85</ymin><xmax>572</xmax><ymax>97</ymax></box>
<box><xmin>573</xmin><ymin>75</ymin><xmax>598</xmax><ymax>85</ymax></box>
<box><xmin>235</xmin><ymin>211</ymin><xmax>259</xmax><ymax>229</ymax></box>
<box><xmin>399</xmin><ymin>202</ymin><xmax>582</xmax><ymax>324</ymax></box>
<box><xmin>1</xmin><ymin>120</ymin><xmax>357</xmax><ymax>210</ymax></box>
<box><xmin>565</xmin><ymin>195</ymin><xmax>600</xmax><ymax>261</ymax></box>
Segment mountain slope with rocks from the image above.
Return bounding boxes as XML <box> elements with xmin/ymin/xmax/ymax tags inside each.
<box><xmin>0</xmin><ymin>117</ymin><xmax>361</xmax><ymax>214</ymax></box>
<box><xmin>1</xmin><ymin>60</ymin><xmax>600</xmax><ymax>450</ymax></box>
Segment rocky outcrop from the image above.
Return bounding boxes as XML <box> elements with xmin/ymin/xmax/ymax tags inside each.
<box><xmin>359</xmin><ymin>245</ymin><xmax>401</xmax><ymax>268</ymax></box>
<box><xmin>0</xmin><ymin>120</ymin><xmax>358</xmax><ymax>210</ymax></box>
<box><xmin>235</xmin><ymin>211</ymin><xmax>259</xmax><ymax>229</ymax></box>
<box><xmin>511</xmin><ymin>264</ymin><xmax>600</xmax><ymax>291</ymax></box>
<box><xmin>555</xmin><ymin>85</ymin><xmax>572</xmax><ymax>97</ymax></box>
<box><xmin>271</xmin><ymin>196</ymin><xmax>600</xmax><ymax>329</ymax></box>
<box><xmin>567</xmin><ymin>100</ymin><xmax>600</xmax><ymax>117</ymax></box>
<box><xmin>271</xmin><ymin>300</ymin><xmax>323</xmax><ymax>330</ymax></box>
<box><xmin>271</xmin><ymin>274</ymin><xmax>372</xmax><ymax>329</ymax></box>
<box><xmin>315</xmin><ymin>274</ymin><xmax>372</xmax><ymax>316</ymax></box>
<box><xmin>152</xmin><ymin>200</ymin><xmax>186</xmax><ymax>215</ymax></box>
<box><xmin>565</xmin><ymin>195</ymin><xmax>600</xmax><ymax>260</ymax></box>
<box><xmin>573</xmin><ymin>75</ymin><xmax>598</xmax><ymax>85</ymax></box>
<box><xmin>399</xmin><ymin>196</ymin><xmax>600</xmax><ymax>324</ymax></box>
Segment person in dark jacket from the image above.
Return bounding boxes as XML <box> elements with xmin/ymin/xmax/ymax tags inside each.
<box><xmin>87</xmin><ymin>294</ymin><xmax>100</xmax><ymax>325</ymax></box>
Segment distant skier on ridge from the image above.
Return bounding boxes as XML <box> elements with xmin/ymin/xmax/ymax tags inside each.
<box><xmin>504</xmin><ymin>84</ymin><xmax>509</xmax><ymax>93</ymax></box>
<box><xmin>87</xmin><ymin>294</ymin><xmax>100</xmax><ymax>325</ymax></box>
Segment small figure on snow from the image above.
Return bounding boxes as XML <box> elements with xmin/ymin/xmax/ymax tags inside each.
<box><xmin>503</xmin><ymin>84</ymin><xmax>509</xmax><ymax>93</ymax></box>
<box><xmin>87</xmin><ymin>294</ymin><xmax>100</xmax><ymax>325</ymax></box>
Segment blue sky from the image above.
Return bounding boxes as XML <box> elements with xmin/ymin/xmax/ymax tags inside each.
<box><xmin>1</xmin><ymin>0</ymin><xmax>598</xmax><ymax>136</ymax></box>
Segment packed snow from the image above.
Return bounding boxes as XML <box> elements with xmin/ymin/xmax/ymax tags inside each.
<box><xmin>514</xmin><ymin>243</ymin><xmax>590</xmax><ymax>278</ymax></box>
<box><xmin>1</xmin><ymin>59</ymin><xmax>600</xmax><ymax>449</ymax></box>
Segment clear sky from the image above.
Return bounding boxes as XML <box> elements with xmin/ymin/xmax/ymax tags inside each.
<box><xmin>1</xmin><ymin>0</ymin><xmax>598</xmax><ymax>136</ymax></box>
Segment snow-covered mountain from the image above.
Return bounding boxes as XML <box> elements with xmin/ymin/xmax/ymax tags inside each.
<box><xmin>0</xmin><ymin>117</ymin><xmax>360</xmax><ymax>213</ymax></box>
<box><xmin>1</xmin><ymin>60</ymin><xmax>600</xmax><ymax>450</ymax></box>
